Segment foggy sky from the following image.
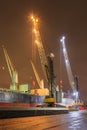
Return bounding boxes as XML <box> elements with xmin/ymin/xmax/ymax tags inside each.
<box><xmin>0</xmin><ymin>0</ymin><xmax>87</xmax><ymax>99</ymax></box>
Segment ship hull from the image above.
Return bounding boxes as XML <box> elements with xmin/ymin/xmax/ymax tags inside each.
<box><xmin>0</xmin><ymin>90</ymin><xmax>45</xmax><ymax>107</ymax></box>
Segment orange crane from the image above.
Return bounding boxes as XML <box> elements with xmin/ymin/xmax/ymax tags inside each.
<box><xmin>30</xmin><ymin>15</ymin><xmax>48</xmax><ymax>81</ymax></box>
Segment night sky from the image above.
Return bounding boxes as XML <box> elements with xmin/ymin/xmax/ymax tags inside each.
<box><xmin>0</xmin><ymin>0</ymin><xmax>87</xmax><ymax>99</ymax></box>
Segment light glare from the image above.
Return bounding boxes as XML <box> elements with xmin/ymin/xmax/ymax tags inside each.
<box><xmin>63</xmin><ymin>48</ymin><xmax>66</xmax><ymax>53</ymax></box>
<box><xmin>60</xmin><ymin>36</ymin><xmax>65</xmax><ymax>42</ymax></box>
<box><xmin>33</xmin><ymin>28</ymin><xmax>37</xmax><ymax>33</ymax></box>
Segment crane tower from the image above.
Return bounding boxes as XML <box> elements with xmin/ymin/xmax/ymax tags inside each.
<box><xmin>60</xmin><ymin>36</ymin><xmax>76</xmax><ymax>93</ymax></box>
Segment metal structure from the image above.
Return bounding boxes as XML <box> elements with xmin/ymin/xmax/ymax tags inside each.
<box><xmin>30</xmin><ymin>15</ymin><xmax>56</xmax><ymax>104</ymax></box>
<box><xmin>0</xmin><ymin>46</ymin><xmax>45</xmax><ymax>107</ymax></box>
<box><xmin>2</xmin><ymin>46</ymin><xmax>18</xmax><ymax>90</ymax></box>
<box><xmin>60</xmin><ymin>36</ymin><xmax>76</xmax><ymax>93</ymax></box>
<box><xmin>46</xmin><ymin>53</ymin><xmax>55</xmax><ymax>97</ymax></box>
<box><xmin>31</xmin><ymin>15</ymin><xmax>48</xmax><ymax>81</ymax></box>
<box><xmin>31</xmin><ymin>61</ymin><xmax>44</xmax><ymax>89</ymax></box>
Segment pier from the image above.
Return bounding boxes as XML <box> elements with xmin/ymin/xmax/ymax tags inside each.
<box><xmin>0</xmin><ymin>107</ymin><xmax>68</xmax><ymax>119</ymax></box>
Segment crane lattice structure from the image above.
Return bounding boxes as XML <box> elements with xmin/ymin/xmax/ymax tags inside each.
<box><xmin>31</xmin><ymin>15</ymin><xmax>48</xmax><ymax>81</ymax></box>
<box><xmin>30</xmin><ymin>15</ymin><xmax>55</xmax><ymax>98</ymax></box>
<box><xmin>3</xmin><ymin>46</ymin><xmax>18</xmax><ymax>90</ymax></box>
<box><xmin>31</xmin><ymin>61</ymin><xmax>44</xmax><ymax>89</ymax></box>
<box><xmin>60</xmin><ymin>36</ymin><xmax>76</xmax><ymax>93</ymax></box>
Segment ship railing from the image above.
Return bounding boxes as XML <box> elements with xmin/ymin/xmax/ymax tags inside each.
<box><xmin>0</xmin><ymin>88</ymin><xmax>31</xmax><ymax>94</ymax></box>
<box><xmin>0</xmin><ymin>88</ymin><xmax>14</xmax><ymax>92</ymax></box>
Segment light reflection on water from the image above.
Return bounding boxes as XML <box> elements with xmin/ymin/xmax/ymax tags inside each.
<box><xmin>69</xmin><ymin>111</ymin><xmax>82</xmax><ymax>118</ymax></box>
<box><xmin>69</xmin><ymin>124</ymin><xmax>81</xmax><ymax>130</ymax></box>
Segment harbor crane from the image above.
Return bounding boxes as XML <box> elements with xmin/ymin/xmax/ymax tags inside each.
<box><xmin>60</xmin><ymin>36</ymin><xmax>78</xmax><ymax>98</ymax></box>
<box><xmin>31</xmin><ymin>15</ymin><xmax>48</xmax><ymax>81</ymax></box>
<box><xmin>30</xmin><ymin>15</ymin><xmax>56</xmax><ymax>105</ymax></box>
<box><xmin>2</xmin><ymin>46</ymin><xmax>18</xmax><ymax>90</ymax></box>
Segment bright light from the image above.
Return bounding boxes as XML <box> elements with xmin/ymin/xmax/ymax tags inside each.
<box><xmin>33</xmin><ymin>28</ymin><xmax>37</xmax><ymax>33</ymax></box>
<box><xmin>36</xmin><ymin>18</ymin><xmax>38</xmax><ymax>23</ymax></box>
<box><xmin>63</xmin><ymin>48</ymin><xmax>66</xmax><ymax>53</ymax></box>
<box><xmin>62</xmin><ymin>36</ymin><xmax>65</xmax><ymax>40</ymax></box>
<box><xmin>73</xmin><ymin>91</ymin><xmax>78</xmax><ymax>97</ymax></box>
<box><xmin>30</xmin><ymin>15</ymin><xmax>39</xmax><ymax>23</ymax></box>
<box><xmin>31</xmin><ymin>15</ymin><xmax>34</xmax><ymax>20</ymax></box>
<box><xmin>30</xmin><ymin>15</ymin><xmax>35</xmax><ymax>22</ymax></box>
<box><xmin>60</xmin><ymin>38</ymin><xmax>63</xmax><ymax>42</ymax></box>
<box><xmin>60</xmin><ymin>36</ymin><xmax>65</xmax><ymax>42</ymax></box>
<box><xmin>73</xmin><ymin>92</ymin><xmax>76</xmax><ymax>96</ymax></box>
<box><xmin>50</xmin><ymin>53</ymin><xmax>55</xmax><ymax>58</ymax></box>
<box><xmin>65</xmin><ymin>59</ymin><xmax>68</xmax><ymax>63</ymax></box>
<box><xmin>35</xmin><ymin>40</ymin><xmax>39</xmax><ymax>45</ymax></box>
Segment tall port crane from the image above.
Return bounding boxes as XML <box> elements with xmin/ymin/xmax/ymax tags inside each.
<box><xmin>2</xmin><ymin>46</ymin><xmax>18</xmax><ymax>90</ymax></box>
<box><xmin>60</xmin><ymin>36</ymin><xmax>76</xmax><ymax>93</ymax></box>
<box><xmin>30</xmin><ymin>15</ymin><xmax>56</xmax><ymax>105</ymax></box>
<box><xmin>31</xmin><ymin>15</ymin><xmax>48</xmax><ymax>81</ymax></box>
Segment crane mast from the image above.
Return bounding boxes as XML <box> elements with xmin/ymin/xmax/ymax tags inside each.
<box><xmin>3</xmin><ymin>46</ymin><xmax>18</xmax><ymax>90</ymax></box>
<box><xmin>60</xmin><ymin>36</ymin><xmax>76</xmax><ymax>93</ymax></box>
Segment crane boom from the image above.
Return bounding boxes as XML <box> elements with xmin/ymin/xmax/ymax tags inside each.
<box><xmin>31</xmin><ymin>61</ymin><xmax>44</xmax><ymax>89</ymax></box>
<box><xmin>60</xmin><ymin>36</ymin><xmax>76</xmax><ymax>92</ymax></box>
<box><xmin>2</xmin><ymin>46</ymin><xmax>18</xmax><ymax>90</ymax></box>
<box><xmin>31</xmin><ymin>15</ymin><xmax>48</xmax><ymax>81</ymax></box>
<box><xmin>3</xmin><ymin>47</ymin><xmax>14</xmax><ymax>78</ymax></box>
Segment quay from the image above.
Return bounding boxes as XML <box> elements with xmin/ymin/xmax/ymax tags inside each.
<box><xmin>0</xmin><ymin>107</ymin><xmax>68</xmax><ymax>119</ymax></box>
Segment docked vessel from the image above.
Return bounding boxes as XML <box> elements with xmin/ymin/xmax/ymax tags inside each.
<box><xmin>0</xmin><ymin>88</ymin><xmax>45</xmax><ymax>107</ymax></box>
<box><xmin>0</xmin><ymin>45</ymin><xmax>46</xmax><ymax>107</ymax></box>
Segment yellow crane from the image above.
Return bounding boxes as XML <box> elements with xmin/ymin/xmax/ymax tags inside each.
<box><xmin>2</xmin><ymin>46</ymin><xmax>18</xmax><ymax>90</ymax></box>
<box><xmin>30</xmin><ymin>60</ymin><xmax>49</xmax><ymax>96</ymax></box>
<box><xmin>2</xmin><ymin>46</ymin><xmax>29</xmax><ymax>92</ymax></box>
<box><xmin>31</xmin><ymin>61</ymin><xmax>44</xmax><ymax>89</ymax></box>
